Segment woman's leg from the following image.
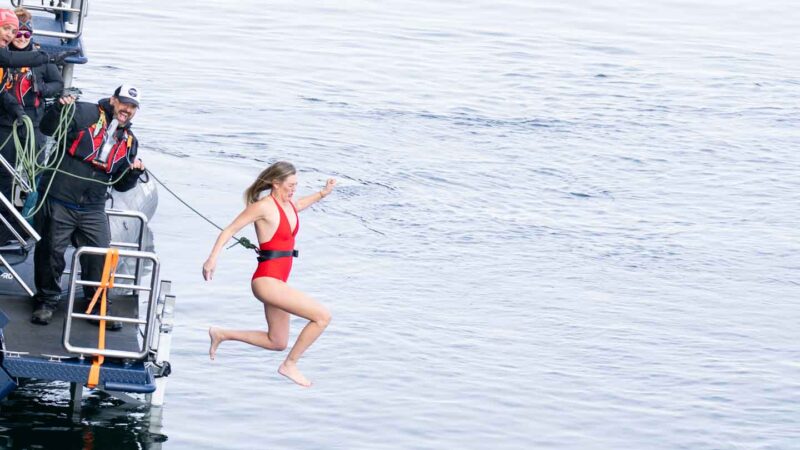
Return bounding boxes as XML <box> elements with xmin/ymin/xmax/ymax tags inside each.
<box><xmin>252</xmin><ymin>278</ymin><xmax>332</xmax><ymax>387</ymax></box>
<box><xmin>208</xmin><ymin>303</ymin><xmax>291</xmax><ymax>359</ymax></box>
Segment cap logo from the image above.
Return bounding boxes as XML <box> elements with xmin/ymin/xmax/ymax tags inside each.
<box><xmin>127</xmin><ymin>88</ymin><xmax>138</xmax><ymax>98</ymax></box>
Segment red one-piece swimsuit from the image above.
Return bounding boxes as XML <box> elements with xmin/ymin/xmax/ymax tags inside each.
<box><xmin>252</xmin><ymin>196</ymin><xmax>299</xmax><ymax>282</ymax></box>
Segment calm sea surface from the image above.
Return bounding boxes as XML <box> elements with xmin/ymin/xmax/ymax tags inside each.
<box><xmin>0</xmin><ymin>0</ymin><xmax>798</xmax><ymax>448</ymax></box>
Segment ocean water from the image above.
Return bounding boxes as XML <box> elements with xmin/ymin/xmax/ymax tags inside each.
<box><xmin>0</xmin><ymin>0</ymin><xmax>798</xmax><ymax>448</ymax></box>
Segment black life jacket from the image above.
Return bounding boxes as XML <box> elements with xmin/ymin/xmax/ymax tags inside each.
<box><xmin>68</xmin><ymin>106</ymin><xmax>134</xmax><ymax>174</ymax></box>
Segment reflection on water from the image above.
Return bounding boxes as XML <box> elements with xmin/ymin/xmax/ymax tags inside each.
<box><xmin>0</xmin><ymin>381</ymin><xmax>166</xmax><ymax>449</ymax></box>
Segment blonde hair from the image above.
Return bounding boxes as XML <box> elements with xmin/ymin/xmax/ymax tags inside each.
<box><xmin>14</xmin><ymin>7</ymin><xmax>31</xmax><ymax>23</ymax></box>
<box><xmin>243</xmin><ymin>161</ymin><xmax>296</xmax><ymax>204</ymax></box>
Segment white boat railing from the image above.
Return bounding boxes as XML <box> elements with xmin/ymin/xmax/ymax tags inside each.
<box><xmin>11</xmin><ymin>0</ymin><xmax>88</xmax><ymax>39</ymax></box>
<box><xmin>62</xmin><ymin>246</ymin><xmax>161</xmax><ymax>360</ymax></box>
<box><xmin>0</xmin><ymin>156</ymin><xmax>40</xmax><ymax>296</ymax></box>
<box><xmin>64</xmin><ymin>209</ymin><xmax>149</xmax><ymax>290</ymax></box>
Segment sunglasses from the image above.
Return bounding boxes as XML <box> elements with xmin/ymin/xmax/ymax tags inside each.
<box><xmin>16</xmin><ymin>30</ymin><xmax>31</xmax><ymax>39</ymax></box>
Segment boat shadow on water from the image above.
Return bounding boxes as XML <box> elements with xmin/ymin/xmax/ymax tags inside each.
<box><xmin>0</xmin><ymin>380</ymin><xmax>167</xmax><ymax>449</ymax></box>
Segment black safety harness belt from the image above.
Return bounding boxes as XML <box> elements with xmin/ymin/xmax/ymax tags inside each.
<box><xmin>257</xmin><ymin>249</ymin><xmax>299</xmax><ymax>262</ymax></box>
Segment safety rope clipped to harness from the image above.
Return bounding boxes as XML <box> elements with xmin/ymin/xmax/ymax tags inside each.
<box><xmin>84</xmin><ymin>248</ymin><xmax>120</xmax><ymax>389</ymax></box>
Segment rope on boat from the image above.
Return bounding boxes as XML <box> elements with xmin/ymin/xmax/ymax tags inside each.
<box><xmin>8</xmin><ymin>103</ymin><xmax>255</xmax><ymax>250</ymax></box>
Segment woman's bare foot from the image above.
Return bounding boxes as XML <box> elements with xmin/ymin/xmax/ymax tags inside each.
<box><xmin>209</xmin><ymin>327</ymin><xmax>223</xmax><ymax>360</ymax></box>
<box><xmin>278</xmin><ymin>361</ymin><xmax>312</xmax><ymax>387</ymax></box>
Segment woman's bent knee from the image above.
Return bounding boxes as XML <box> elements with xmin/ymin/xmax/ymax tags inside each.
<box><xmin>272</xmin><ymin>341</ymin><xmax>288</xmax><ymax>351</ymax></box>
<box><xmin>267</xmin><ymin>330</ymin><xmax>289</xmax><ymax>351</ymax></box>
<box><xmin>316</xmin><ymin>308</ymin><xmax>332</xmax><ymax>328</ymax></box>
<box><xmin>267</xmin><ymin>335</ymin><xmax>288</xmax><ymax>351</ymax></box>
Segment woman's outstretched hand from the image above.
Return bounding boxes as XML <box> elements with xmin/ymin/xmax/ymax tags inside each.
<box><xmin>322</xmin><ymin>178</ymin><xmax>337</xmax><ymax>197</ymax></box>
<box><xmin>202</xmin><ymin>258</ymin><xmax>216</xmax><ymax>281</ymax></box>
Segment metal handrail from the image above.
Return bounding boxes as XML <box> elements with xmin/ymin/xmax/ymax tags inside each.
<box><xmin>34</xmin><ymin>30</ymin><xmax>81</xmax><ymax>40</ymax></box>
<box><xmin>62</xmin><ymin>246</ymin><xmax>161</xmax><ymax>360</ymax></box>
<box><xmin>149</xmin><ymin>280</ymin><xmax>172</xmax><ymax>354</ymax></box>
<box><xmin>12</xmin><ymin>0</ymin><xmax>88</xmax><ymax>40</ymax></box>
<box><xmin>75</xmin><ymin>279</ymin><xmax>151</xmax><ymax>291</ymax></box>
<box><xmin>0</xmin><ymin>157</ymin><xmax>39</xmax><ymax>245</ymax></box>
<box><xmin>0</xmin><ymin>192</ymin><xmax>40</xmax><ymax>246</ymax></box>
<box><xmin>0</xmin><ymin>253</ymin><xmax>33</xmax><ymax>296</ymax></box>
<box><xmin>0</xmin><ymin>163</ymin><xmax>40</xmax><ymax>296</ymax></box>
<box><xmin>106</xmin><ymin>209</ymin><xmax>148</xmax><ymax>287</ymax></box>
<box><xmin>64</xmin><ymin>209</ymin><xmax>148</xmax><ymax>287</ymax></box>
<box><xmin>70</xmin><ymin>313</ymin><xmax>146</xmax><ymax>325</ymax></box>
<box><xmin>18</xmin><ymin>4</ymin><xmax>81</xmax><ymax>13</ymax></box>
<box><xmin>0</xmin><ymin>153</ymin><xmax>33</xmax><ymax>194</ymax></box>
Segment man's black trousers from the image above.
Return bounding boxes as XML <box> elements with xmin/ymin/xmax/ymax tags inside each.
<box><xmin>33</xmin><ymin>198</ymin><xmax>110</xmax><ymax>305</ymax></box>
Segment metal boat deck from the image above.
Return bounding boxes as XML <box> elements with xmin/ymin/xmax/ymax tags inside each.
<box><xmin>0</xmin><ymin>292</ymin><xmax>157</xmax><ymax>394</ymax></box>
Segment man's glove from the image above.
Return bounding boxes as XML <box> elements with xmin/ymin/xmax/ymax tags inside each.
<box><xmin>62</xmin><ymin>86</ymin><xmax>82</xmax><ymax>99</ymax></box>
<box><xmin>49</xmin><ymin>49</ymin><xmax>80</xmax><ymax>65</ymax></box>
<box><xmin>13</xmin><ymin>105</ymin><xmax>26</xmax><ymax>123</ymax></box>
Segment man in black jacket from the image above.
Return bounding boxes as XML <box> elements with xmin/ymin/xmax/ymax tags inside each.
<box><xmin>31</xmin><ymin>84</ymin><xmax>145</xmax><ymax>327</ymax></box>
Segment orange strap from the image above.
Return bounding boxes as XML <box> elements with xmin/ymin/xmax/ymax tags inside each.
<box><xmin>86</xmin><ymin>248</ymin><xmax>120</xmax><ymax>389</ymax></box>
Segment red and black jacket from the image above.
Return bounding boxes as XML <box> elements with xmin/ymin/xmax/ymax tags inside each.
<box><xmin>66</xmin><ymin>105</ymin><xmax>136</xmax><ymax>175</ymax></box>
<box><xmin>0</xmin><ymin>45</ymin><xmax>55</xmax><ymax>125</ymax></box>
<box><xmin>0</xmin><ymin>44</ymin><xmax>63</xmax><ymax>127</ymax></box>
<box><xmin>39</xmin><ymin>98</ymin><xmax>141</xmax><ymax>210</ymax></box>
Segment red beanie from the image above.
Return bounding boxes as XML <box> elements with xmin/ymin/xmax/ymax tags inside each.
<box><xmin>0</xmin><ymin>9</ymin><xmax>18</xmax><ymax>29</ymax></box>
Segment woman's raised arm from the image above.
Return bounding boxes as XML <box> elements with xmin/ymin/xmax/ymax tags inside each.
<box><xmin>296</xmin><ymin>178</ymin><xmax>337</xmax><ymax>212</ymax></box>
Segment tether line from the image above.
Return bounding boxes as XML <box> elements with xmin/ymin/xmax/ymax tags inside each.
<box><xmin>146</xmin><ymin>169</ymin><xmax>256</xmax><ymax>250</ymax></box>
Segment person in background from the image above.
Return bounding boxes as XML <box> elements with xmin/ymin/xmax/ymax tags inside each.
<box><xmin>0</xmin><ymin>7</ymin><xmax>63</xmax><ymax>244</ymax></box>
<box><xmin>0</xmin><ymin>6</ymin><xmax>75</xmax><ymax>243</ymax></box>
<box><xmin>6</xmin><ymin>8</ymin><xmax>64</xmax><ymax>125</ymax></box>
<box><xmin>30</xmin><ymin>85</ymin><xmax>145</xmax><ymax>327</ymax></box>
<box><xmin>204</xmin><ymin>161</ymin><xmax>336</xmax><ymax>388</ymax></box>
<box><xmin>0</xmin><ymin>8</ymin><xmax>75</xmax><ymax>67</ymax></box>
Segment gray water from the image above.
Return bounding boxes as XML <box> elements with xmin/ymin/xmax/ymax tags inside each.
<box><xmin>1</xmin><ymin>0</ymin><xmax>799</xmax><ymax>448</ymax></box>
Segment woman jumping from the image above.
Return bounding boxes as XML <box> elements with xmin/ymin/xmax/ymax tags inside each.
<box><xmin>203</xmin><ymin>161</ymin><xmax>336</xmax><ymax>387</ymax></box>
